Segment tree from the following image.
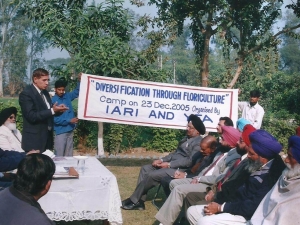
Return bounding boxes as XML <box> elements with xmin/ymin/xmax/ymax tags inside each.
<box><xmin>4</xmin><ymin>22</ymin><xmax>28</xmax><ymax>96</ymax></box>
<box><xmin>24</xmin><ymin>0</ymin><xmax>170</xmax><ymax>155</ymax></box>
<box><xmin>135</xmin><ymin>0</ymin><xmax>300</xmax><ymax>89</ymax></box>
<box><xmin>27</xmin><ymin>25</ymin><xmax>50</xmax><ymax>79</ymax></box>
<box><xmin>279</xmin><ymin>11</ymin><xmax>300</xmax><ymax>73</ymax></box>
<box><xmin>0</xmin><ymin>0</ymin><xmax>24</xmax><ymax>96</ymax></box>
<box><xmin>158</xmin><ymin>26</ymin><xmax>199</xmax><ymax>85</ymax></box>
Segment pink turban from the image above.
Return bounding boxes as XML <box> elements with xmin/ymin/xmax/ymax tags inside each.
<box><xmin>221</xmin><ymin>126</ymin><xmax>241</xmax><ymax>147</ymax></box>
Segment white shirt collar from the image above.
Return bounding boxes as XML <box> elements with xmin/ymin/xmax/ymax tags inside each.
<box><xmin>33</xmin><ymin>83</ymin><xmax>42</xmax><ymax>94</ymax></box>
<box><xmin>241</xmin><ymin>153</ymin><xmax>248</xmax><ymax>161</ymax></box>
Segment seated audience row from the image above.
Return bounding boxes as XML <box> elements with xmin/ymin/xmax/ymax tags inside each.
<box><xmin>121</xmin><ymin>114</ymin><xmax>206</xmax><ymax>210</ymax></box>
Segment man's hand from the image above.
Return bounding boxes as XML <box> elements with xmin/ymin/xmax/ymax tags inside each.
<box><xmin>70</xmin><ymin>118</ymin><xmax>79</xmax><ymax>124</ymax></box>
<box><xmin>53</xmin><ymin>102</ymin><xmax>69</xmax><ymax>113</ymax></box>
<box><xmin>190</xmin><ymin>177</ymin><xmax>199</xmax><ymax>184</ymax></box>
<box><xmin>205</xmin><ymin>190</ymin><xmax>215</xmax><ymax>202</ymax></box>
<box><xmin>152</xmin><ymin>159</ymin><xmax>163</xmax><ymax>167</ymax></box>
<box><xmin>204</xmin><ymin>202</ymin><xmax>221</xmax><ymax>215</ymax></box>
<box><xmin>26</xmin><ymin>150</ymin><xmax>40</xmax><ymax>155</ymax></box>
<box><xmin>173</xmin><ymin>171</ymin><xmax>186</xmax><ymax>179</ymax></box>
<box><xmin>78</xmin><ymin>72</ymin><xmax>82</xmax><ymax>81</ymax></box>
<box><xmin>160</xmin><ymin>162</ymin><xmax>170</xmax><ymax>168</ymax></box>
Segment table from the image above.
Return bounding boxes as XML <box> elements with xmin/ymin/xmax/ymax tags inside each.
<box><xmin>38</xmin><ymin>157</ymin><xmax>123</xmax><ymax>225</ymax></box>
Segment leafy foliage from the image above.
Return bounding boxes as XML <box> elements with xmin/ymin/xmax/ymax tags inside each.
<box><xmin>141</xmin><ymin>127</ymin><xmax>184</xmax><ymax>153</ymax></box>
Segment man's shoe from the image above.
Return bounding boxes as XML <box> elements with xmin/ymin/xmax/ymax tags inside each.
<box><xmin>121</xmin><ymin>198</ymin><xmax>132</xmax><ymax>207</ymax></box>
<box><xmin>121</xmin><ymin>201</ymin><xmax>145</xmax><ymax>210</ymax></box>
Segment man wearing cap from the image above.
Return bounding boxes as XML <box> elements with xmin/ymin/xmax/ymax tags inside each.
<box><xmin>121</xmin><ymin>114</ymin><xmax>206</xmax><ymax>210</ymax></box>
<box><xmin>0</xmin><ymin>107</ymin><xmax>23</xmax><ymax>152</ymax></box>
<box><xmin>238</xmin><ymin>89</ymin><xmax>265</xmax><ymax>129</ymax></box>
<box><xmin>187</xmin><ymin>129</ymin><xmax>286</xmax><ymax>225</ymax></box>
<box><xmin>52</xmin><ymin>74</ymin><xmax>81</xmax><ymax>156</ymax></box>
<box><xmin>19</xmin><ymin>68</ymin><xmax>68</xmax><ymax>152</ymax></box>
<box><xmin>250</xmin><ymin>135</ymin><xmax>300</xmax><ymax>224</ymax></box>
<box><xmin>155</xmin><ymin>126</ymin><xmax>241</xmax><ymax>225</ymax></box>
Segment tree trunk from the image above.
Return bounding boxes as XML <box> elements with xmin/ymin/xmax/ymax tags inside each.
<box><xmin>200</xmin><ymin>31</ymin><xmax>211</xmax><ymax>87</ymax></box>
<box><xmin>97</xmin><ymin>122</ymin><xmax>104</xmax><ymax>155</ymax></box>
<box><xmin>200</xmin><ymin>12</ymin><xmax>213</xmax><ymax>87</ymax></box>
<box><xmin>0</xmin><ymin>59</ymin><xmax>3</xmax><ymax>97</ymax></box>
<box><xmin>227</xmin><ymin>57</ymin><xmax>244</xmax><ymax>89</ymax></box>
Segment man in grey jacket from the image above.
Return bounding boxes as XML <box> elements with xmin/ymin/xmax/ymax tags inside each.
<box><xmin>121</xmin><ymin>114</ymin><xmax>206</xmax><ymax>210</ymax></box>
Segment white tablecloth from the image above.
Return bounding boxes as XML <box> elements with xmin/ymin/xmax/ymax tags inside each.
<box><xmin>39</xmin><ymin>157</ymin><xmax>123</xmax><ymax>225</ymax></box>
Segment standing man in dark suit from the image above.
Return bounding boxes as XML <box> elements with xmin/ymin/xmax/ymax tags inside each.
<box><xmin>19</xmin><ymin>68</ymin><xmax>68</xmax><ymax>152</ymax></box>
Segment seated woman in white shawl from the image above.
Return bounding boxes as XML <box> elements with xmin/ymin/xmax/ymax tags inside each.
<box><xmin>250</xmin><ymin>135</ymin><xmax>300</xmax><ymax>225</ymax></box>
<box><xmin>0</xmin><ymin>107</ymin><xmax>24</xmax><ymax>152</ymax></box>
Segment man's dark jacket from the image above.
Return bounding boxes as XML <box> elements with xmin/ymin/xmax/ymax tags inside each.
<box><xmin>0</xmin><ymin>148</ymin><xmax>25</xmax><ymax>172</ymax></box>
<box><xmin>19</xmin><ymin>84</ymin><xmax>53</xmax><ymax>152</ymax></box>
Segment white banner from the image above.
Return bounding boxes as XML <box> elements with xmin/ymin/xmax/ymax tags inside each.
<box><xmin>78</xmin><ymin>74</ymin><xmax>238</xmax><ymax>132</ymax></box>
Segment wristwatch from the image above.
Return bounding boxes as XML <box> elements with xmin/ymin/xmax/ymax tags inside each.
<box><xmin>168</xmin><ymin>162</ymin><xmax>171</xmax><ymax>168</ymax></box>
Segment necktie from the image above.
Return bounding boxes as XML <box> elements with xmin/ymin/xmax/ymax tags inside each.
<box><xmin>217</xmin><ymin>158</ymin><xmax>241</xmax><ymax>191</ymax></box>
<box><xmin>191</xmin><ymin>157</ymin><xmax>205</xmax><ymax>174</ymax></box>
<box><xmin>40</xmin><ymin>92</ymin><xmax>52</xmax><ymax>130</ymax></box>
<box><xmin>40</xmin><ymin>92</ymin><xmax>47</xmax><ymax>105</ymax></box>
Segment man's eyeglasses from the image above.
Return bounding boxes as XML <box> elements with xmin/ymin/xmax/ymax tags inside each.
<box><xmin>187</xmin><ymin>126</ymin><xmax>195</xmax><ymax>130</ymax></box>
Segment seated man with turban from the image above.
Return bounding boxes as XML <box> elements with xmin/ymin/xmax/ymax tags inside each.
<box><xmin>250</xmin><ymin>135</ymin><xmax>300</xmax><ymax>224</ymax></box>
<box><xmin>155</xmin><ymin>126</ymin><xmax>241</xmax><ymax>225</ymax></box>
<box><xmin>0</xmin><ymin>107</ymin><xmax>24</xmax><ymax>152</ymax></box>
<box><xmin>187</xmin><ymin>130</ymin><xmax>286</xmax><ymax>225</ymax></box>
<box><xmin>121</xmin><ymin>114</ymin><xmax>206</xmax><ymax>210</ymax></box>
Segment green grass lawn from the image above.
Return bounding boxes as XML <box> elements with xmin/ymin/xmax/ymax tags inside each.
<box><xmin>102</xmin><ymin>159</ymin><xmax>166</xmax><ymax>225</ymax></box>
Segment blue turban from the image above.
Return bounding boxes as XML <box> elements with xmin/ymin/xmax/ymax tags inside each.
<box><xmin>249</xmin><ymin>130</ymin><xmax>282</xmax><ymax>159</ymax></box>
<box><xmin>236</xmin><ymin>118</ymin><xmax>251</xmax><ymax>132</ymax></box>
<box><xmin>288</xmin><ymin>135</ymin><xmax>300</xmax><ymax>164</ymax></box>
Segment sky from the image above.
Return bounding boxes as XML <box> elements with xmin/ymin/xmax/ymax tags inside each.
<box><xmin>44</xmin><ymin>0</ymin><xmax>293</xmax><ymax>60</ymax></box>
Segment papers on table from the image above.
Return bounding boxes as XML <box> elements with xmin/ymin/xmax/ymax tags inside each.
<box><xmin>53</xmin><ymin>166</ymin><xmax>79</xmax><ymax>179</ymax></box>
<box><xmin>43</xmin><ymin>149</ymin><xmax>55</xmax><ymax>158</ymax></box>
